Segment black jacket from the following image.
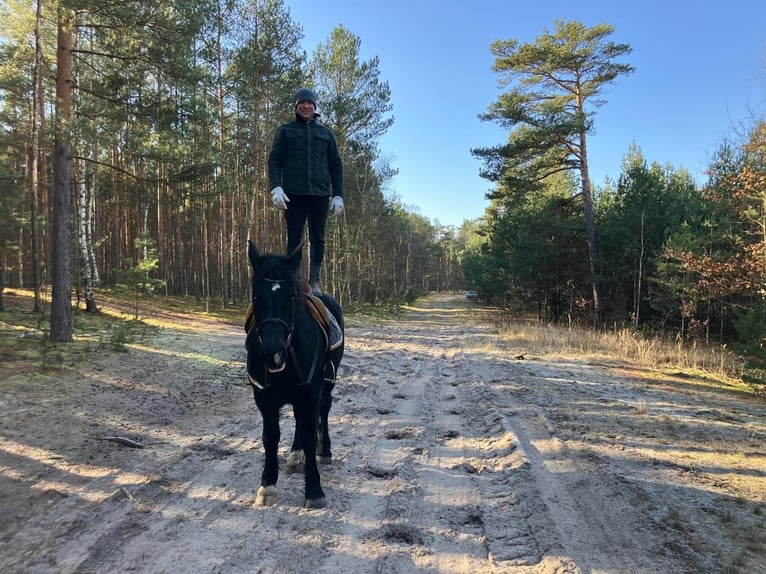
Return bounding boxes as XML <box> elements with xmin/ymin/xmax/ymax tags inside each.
<box><xmin>267</xmin><ymin>116</ymin><xmax>344</xmax><ymax>198</ymax></box>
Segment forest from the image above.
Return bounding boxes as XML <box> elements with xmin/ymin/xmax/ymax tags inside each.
<box><xmin>1</xmin><ymin>2</ymin><xmax>765</xmax><ymax>383</ymax></box>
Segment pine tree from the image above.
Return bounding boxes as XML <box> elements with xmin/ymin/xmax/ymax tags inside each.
<box><xmin>473</xmin><ymin>19</ymin><xmax>634</xmax><ymax>323</ymax></box>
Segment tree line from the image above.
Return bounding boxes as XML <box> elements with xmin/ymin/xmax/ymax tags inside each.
<box><xmin>0</xmin><ymin>0</ymin><xmax>463</xmax><ymax>342</ymax></box>
<box><xmin>466</xmin><ymin>20</ymin><xmax>766</xmax><ymax>379</ymax></box>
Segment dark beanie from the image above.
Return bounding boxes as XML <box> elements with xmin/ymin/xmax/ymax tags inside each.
<box><xmin>294</xmin><ymin>87</ymin><xmax>317</xmax><ymax>109</ymax></box>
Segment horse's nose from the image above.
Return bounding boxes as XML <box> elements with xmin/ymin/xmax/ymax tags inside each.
<box><xmin>262</xmin><ymin>346</ymin><xmax>287</xmax><ymax>373</ymax></box>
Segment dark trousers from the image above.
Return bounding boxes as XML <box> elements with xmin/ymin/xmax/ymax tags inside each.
<box><xmin>284</xmin><ymin>194</ymin><xmax>329</xmax><ymax>279</ymax></box>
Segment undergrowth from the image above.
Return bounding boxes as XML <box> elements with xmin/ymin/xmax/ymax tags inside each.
<box><xmin>491</xmin><ymin>314</ymin><xmax>764</xmax><ymax>397</ymax></box>
<box><xmin>0</xmin><ymin>289</ymin><xmax>161</xmax><ymax>371</ymax></box>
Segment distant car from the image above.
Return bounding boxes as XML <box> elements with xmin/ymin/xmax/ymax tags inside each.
<box><xmin>465</xmin><ymin>290</ymin><xmax>479</xmax><ymax>301</ymax></box>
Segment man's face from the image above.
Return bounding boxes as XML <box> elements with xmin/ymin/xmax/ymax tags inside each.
<box><xmin>296</xmin><ymin>100</ymin><xmax>315</xmax><ymax>121</ymax></box>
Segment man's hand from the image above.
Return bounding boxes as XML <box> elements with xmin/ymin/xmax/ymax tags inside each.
<box><xmin>271</xmin><ymin>187</ymin><xmax>289</xmax><ymax>210</ymax></box>
<box><xmin>330</xmin><ymin>196</ymin><xmax>344</xmax><ymax>217</ymax></box>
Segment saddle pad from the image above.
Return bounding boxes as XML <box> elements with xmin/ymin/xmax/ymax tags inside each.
<box><xmin>307</xmin><ymin>296</ymin><xmax>343</xmax><ymax>351</ymax></box>
<box><xmin>306</xmin><ymin>295</ymin><xmax>330</xmax><ymax>329</ymax></box>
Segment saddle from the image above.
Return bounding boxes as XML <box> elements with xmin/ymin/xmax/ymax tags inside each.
<box><xmin>305</xmin><ymin>295</ymin><xmax>344</xmax><ymax>351</ymax></box>
<box><xmin>244</xmin><ymin>295</ymin><xmax>342</xmax><ymax>352</ymax></box>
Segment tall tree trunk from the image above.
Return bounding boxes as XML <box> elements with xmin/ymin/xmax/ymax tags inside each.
<box><xmin>635</xmin><ymin>209</ymin><xmax>645</xmax><ymax>326</ymax></box>
<box><xmin>203</xmin><ymin>197</ymin><xmax>210</xmax><ymax>304</ymax></box>
<box><xmin>50</xmin><ymin>9</ymin><xmax>74</xmax><ymax>342</ymax></box>
<box><xmin>87</xmin><ymin>146</ymin><xmax>100</xmax><ymax>285</ymax></box>
<box><xmin>579</xmin><ymin>130</ymin><xmax>604</xmax><ymax>324</ymax></box>
<box><xmin>110</xmin><ymin>146</ymin><xmax>121</xmax><ymax>284</ymax></box>
<box><xmin>229</xmin><ymin>162</ymin><xmax>239</xmax><ymax>302</ymax></box>
<box><xmin>156</xmin><ymin>173</ymin><xmax>166</xmax><ymax>293</ymax></box>
<box><xmin>38</xmin><ymin>57</ymin><xmax>50</xmax><ymax>284</ymax></box>
<box><xmin>77</xmin><ymin>33</ymin><xmax>98</xmax><ymax>312</ymax></box>
<box><xmin>17</xmin><ymin>228</ymin><xmax>23</xmax><ymax>287</ymax></box>
<box><xmin>29</xmin><ymin>0</ymin><xmax>43</xmax><ymax>313</ymax></box>
<box><xmin>78</xmin><ymin>157</ymin><xmax>97</xmax><ymax>311</ymax></box>
<box><xmin>215</xmin><ymin>2</ymin><xmax>230</xmax><ymax>308</ymax></box>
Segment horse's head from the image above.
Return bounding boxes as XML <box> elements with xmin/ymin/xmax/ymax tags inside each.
<box><xmin>247</xmin><ymin>240</ymin><xmax>302</xmax><ymax>373</ymax></box>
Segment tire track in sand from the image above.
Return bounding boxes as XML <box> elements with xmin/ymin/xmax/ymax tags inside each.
<box><xmin>351</xmin><ymin>299</ymin><xmax>580</xmax><ymax>573</ymax></box>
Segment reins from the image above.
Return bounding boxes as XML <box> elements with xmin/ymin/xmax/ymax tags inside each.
<box><xmin>288</xmin><ymin>334</ymin><xmax>321</xmax><ymax>387</ymax></box>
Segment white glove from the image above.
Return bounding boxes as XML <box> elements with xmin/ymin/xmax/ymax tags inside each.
<box><xmin>271</xmin><ymin>187</ymin><xmax>289</xmax><ymax>210</ymax></box>
<box><xmin>330</xmin><ymin>196</ymin><xmax>344</xmax><ymax>217</ymax></box>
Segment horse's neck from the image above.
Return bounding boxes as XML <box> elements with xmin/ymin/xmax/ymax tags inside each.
<box><xmin>295</xmin><ymin>303</ymin><xmax>322</xmax><ymax>341</ymax></box>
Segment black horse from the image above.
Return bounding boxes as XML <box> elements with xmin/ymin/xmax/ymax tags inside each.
<box><xmin>245</xmin><ymin>240</ymin><xmax>344</xmax><ymax>509</ymax></box>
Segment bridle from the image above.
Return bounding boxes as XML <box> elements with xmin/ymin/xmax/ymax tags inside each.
<box><xmin>252</xmin><ymin>278</ymin><xmax>297</xmax><ymax>349</ymax></box>
<box><xmin>247</xmin><ymin>272</ymin><xmax>320</xmax><ymax>390</ymax></box>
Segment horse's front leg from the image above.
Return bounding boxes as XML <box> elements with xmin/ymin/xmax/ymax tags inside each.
<box><xmin>294</xmin><ymin>401</ymin><xmax>325</xmax><ymax>509</ymax></box>
<box><xmin>316</xmin><ymin>381</ymin><xmax>335</xmax><ymax>464</ymax></box>
<box><xmin>255</xmin><ymin>408</ymin><xmax>280</xmax><ymax>506</ymax></box>
<box><xmin>286</xmin><ymin>403</ymin><xmax>305</xmax><ymax>474</ymax></box>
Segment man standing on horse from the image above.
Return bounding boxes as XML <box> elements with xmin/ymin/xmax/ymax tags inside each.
<box><xmin>268</xmin><ymin>87</ymin><xmax>345</xmax><ymax>296</ymax></box>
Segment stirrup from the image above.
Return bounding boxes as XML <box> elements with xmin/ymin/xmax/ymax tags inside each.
<box><xmin>323</xmin><ymin>361</ymin><xmax>336</xmax><ymax>383</ymax></box>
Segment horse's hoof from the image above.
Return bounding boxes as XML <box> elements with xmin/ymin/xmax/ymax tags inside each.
<box><xmin>286</xmin><ymin>451</ymin><xmax>305</xmax><ymax>474</ymax></box>
<box><xmin>304</xmin><ymin>496</ymin><xmax>327</xmax><ymax>509</ymax></box>
<box><xmin>255</xmin><ymin>485</ymin><xmax>278</xmax><ymax>506</ymax></box>
<box><xmin>316</xmin><ymin>454</ymin><xmax>332</xmax><ymax>465</ymax></box>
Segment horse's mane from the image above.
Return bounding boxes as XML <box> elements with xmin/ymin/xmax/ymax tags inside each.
<box><xmin>296</xmin><ymin>278</ymin><xmax>312</xmax><ymax>303</ymax></box>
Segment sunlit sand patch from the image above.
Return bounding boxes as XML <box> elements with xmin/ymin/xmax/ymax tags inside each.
<box><xmin>0</xmin><ymin>438</ymin><xmax>153</xmax><ymax>501</ymax></box>
<box><xmin>123</xmin><ymin>343</ymin><xmax>231</xmax><ymax>367</ymax></box>
<box><xmin>1</xmin><ymin>438</ymin><xmax>116</xmax><ymax>479</ymax></box>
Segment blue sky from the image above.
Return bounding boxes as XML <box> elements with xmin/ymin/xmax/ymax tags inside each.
<box><xmin>286</xmin><ymin>0</ymin><xmax>766</xmax><ymax>227</ymax></box>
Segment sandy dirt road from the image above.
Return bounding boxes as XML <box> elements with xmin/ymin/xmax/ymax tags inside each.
<box><xmin>0</xmin><ymin>292</ymin><xmax>764</xmax><ymax>573</ymax></box>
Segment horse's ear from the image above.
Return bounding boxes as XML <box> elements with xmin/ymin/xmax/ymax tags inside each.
<box><xmin>248</xmin><ymin>239</ymin><xmax>260</xmax><ymax>267</ymax></box>
<box><xmin>288</xmin><ymin>241</ymin><xmax>303</xmax><ymax>273</ymax></box>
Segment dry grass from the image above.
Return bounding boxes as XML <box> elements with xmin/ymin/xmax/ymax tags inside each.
<box><xmin>493</xmin><ymin>318</ymin><xmax>746</xmax><ymax>382</ymax></box>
